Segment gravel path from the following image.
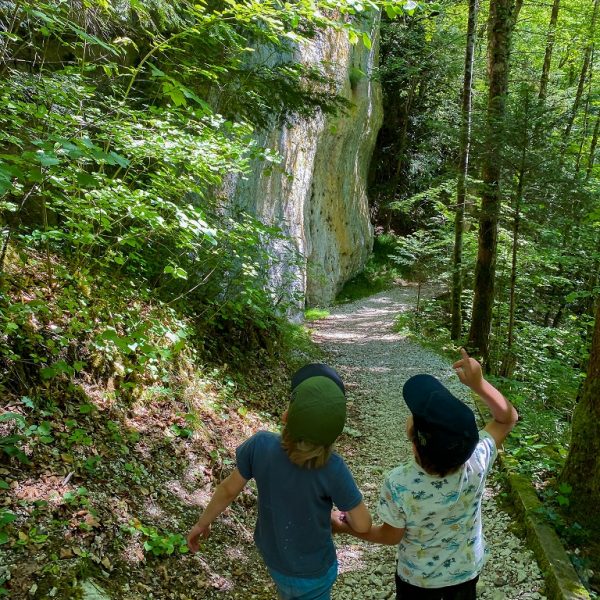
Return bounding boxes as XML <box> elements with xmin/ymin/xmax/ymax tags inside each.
<box><xmin>309</xmin><ymin>285</ymin><xmax>547</xmax><ymax>600</ymax></box>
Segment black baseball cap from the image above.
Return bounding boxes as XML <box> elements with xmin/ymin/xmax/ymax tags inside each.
<box><xmin>403</xmin><ymin>374</ymin><xmax>479</xmax><ymax>469</ymax></box>
<box><xmin>287</xmin><ymin>364</ymin><xmax>346</xmax><ymax>446</ymax></box>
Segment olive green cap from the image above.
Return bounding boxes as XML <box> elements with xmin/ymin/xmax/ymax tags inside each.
<box><xmin>287</xmin><ymin>375</ymin><xmax>346</xmax><ymax>446</ymax></box>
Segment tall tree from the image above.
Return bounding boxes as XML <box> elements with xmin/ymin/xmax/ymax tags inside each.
<box><xmin>586</xmin><ymin>113</ymin><xmax>600</xmax><ymax>179</ymax></box>
<box><xmin>538</xmin><ymin>0</ymin><xmax>561</xmax><ymax>102</ymax></box>
<box><xmin>467</xmin><ymin>0</ymin><xmax>519</xmax><ymax>364</ymax></box>
<box><xmin>451</xmin><ymin>0</ymin><xmax>479</xmax><ymax>340</ymax></box>
<box><xmin>560</xmin><ymin>299</ymin><xmax>600</xmax><ymax>515</ymax></box>
<box><xmin>561</xmin><ymin>0</ymin><xmax>600</xmax><ymax>150</ymax></box>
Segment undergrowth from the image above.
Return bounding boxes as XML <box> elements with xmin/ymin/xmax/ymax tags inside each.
<box><xmin>336</xmin><ymin>234</ymin><xmax>405</xmax><ymax>303</ymax></box>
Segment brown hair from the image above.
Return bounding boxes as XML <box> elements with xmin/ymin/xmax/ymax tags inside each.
<box><xmin>281</xmin><ymin>427</ymin><xmax>333</xmax><ymax>469</ymax></box>
<box><xmin>408</xmin><ymin>422</ymin><xmax>462</xmax><ymax>478</ymax></box>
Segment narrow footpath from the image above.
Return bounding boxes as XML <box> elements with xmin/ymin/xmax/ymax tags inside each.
<box><xmin>310</xmin><ymin>285</ymin><xmax>547</xmax><ymax>600</ymax></box>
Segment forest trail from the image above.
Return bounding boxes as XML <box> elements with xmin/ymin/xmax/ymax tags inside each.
<box><xmin>309</xmin><ymin>285</ymin><xmax>547</xmax><ymax>600</ymax></box>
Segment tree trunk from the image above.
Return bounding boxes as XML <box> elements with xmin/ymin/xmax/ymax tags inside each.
<box><xmin>560</xmin><ymin>300</ymin><xmax>600</xmax><ymax>517</ymax></box>
<box><xmin>452</xmin><ymin>0</ymin><xmax>479</xmax><ymax>341</ymax></box>
<box><xmin>538</xmin><ymin>0</ymin><xmax>561</xmax><ymax>102</ymax></box>
<box><xmin>468</xmin><ymin>0</ymin><xmax>516</xmax><ymax>366</ymax></box>
<box><xmin>507</xmin><ymin>171</ymin><xmax>522</xmax><ymax>350</ymax></box>
<box><xmin>562</xmin><ymin>0</ymin><xmax>600</xmax><ymax>151</ymax></box>
<box><xmin>586</xmin><ymin>114</ymin><xmax>600</xmax><ymax>180</ymax></box>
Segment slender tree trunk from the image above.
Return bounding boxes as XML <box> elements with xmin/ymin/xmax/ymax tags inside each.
<box><xmin>560</xmin><ymin>299</ymin><xmax>600</xmax><ymax>517</ymax></box>
<box><xmin>507</xmin><ymin>170</ymin><xmax>523</xmax><ymax>351</ymax></box>
<box><xmin>499</xmin><ymin>198</ymin><xmax>519</xmax><ymax>380</ymax></box>
<box><xmin>562</xmin><ymin>50</ymin><xmax>592</xmax><ymax>147</ymax></box>
<box><xmin>468</xmin><ymin>0</ymin><xmax>517</xmax><ymax>366</ymax></box>
<box><xmin>538</xmin><ymin>0</ymin><xmax>561</xmax><ymax>102</ymax></box>
<box><xmin>576</xmin><ymin>57</ymin><xmax>595</xmax><ymax>173</ymax></box>
<box><xmin>562</xmin><ymin>0</ymin><xmax>600</xmax><ymax>152</ymax></box>
<box><xmin>586</xmin><ymin>114</ymin><xmax>600</xmax><ymax>179</ymax></box>
<box><xmin>452</xmin><ymin>0</ymin><xmax>479</xmax><ymax>341</ymax></box>
<box><xmin>387</xmin><ymin>77</ymin><xmax>420</xmax><ymax>232</ymax></box>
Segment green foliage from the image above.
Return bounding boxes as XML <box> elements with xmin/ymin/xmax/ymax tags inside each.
<box><xmin>0</xmin><ymin>0</ymin><xmax>406</xmax><ymax>405</ymax></box>
<box><xmin>336</xmin><ymin>234</ymin><xmax>405</xmax><ymax>303</ymax></box>
<box><xmin>304</xmin><ymin>308</ymin><xmax>330</xmax><ymax>321</ymax></box>
<box><xmin>390</xmin><ymin>229</ymin><xmax>449</xmax><ymax>284</ymax></box>
<box><xmin>125</xmin><ymin>521</ymin><xmax>189</xmax><ymax>557</ymax></box>
<box><xmin>0</xmin><ymin>509</ymin><xmax>17</xmax><ymax>546</ymax></box>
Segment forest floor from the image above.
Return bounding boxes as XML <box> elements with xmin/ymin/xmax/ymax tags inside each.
<box><xmin>1</xmin><ymin>285</ymin><xmax>551</xmax><ymax>599</ymax></box>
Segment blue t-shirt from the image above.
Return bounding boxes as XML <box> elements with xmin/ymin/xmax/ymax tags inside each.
<box><xmin>236</xmin><ymin>431</ymin><xmax>362</xmax><ymax>578</ymax></box>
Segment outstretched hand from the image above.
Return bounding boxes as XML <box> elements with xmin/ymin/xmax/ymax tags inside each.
<box><xmin>187</xmin><ymin>522</ymin><xmax>211</xmax><ymax>553</ymax></box>
<box><xmin>452</xmin><ymin>348</ymin><xmax>484</xmax><ymax>391</ymax></box>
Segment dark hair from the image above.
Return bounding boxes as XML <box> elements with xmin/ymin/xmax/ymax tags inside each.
<box><xmin>408</xmin><ymin>421</ymin><xmax>462</xmax><ymax>478</ymax></box>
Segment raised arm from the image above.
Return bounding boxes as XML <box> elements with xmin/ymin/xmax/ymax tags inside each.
<box><xmin>453</xmin><ymin>348</ymin><xmax>518</xmax><ymax>447</ymax></box>
<box><xmin>187</xmin><ymin>468</ymin><xmax>248</xmax><ymax>552</ymax></box>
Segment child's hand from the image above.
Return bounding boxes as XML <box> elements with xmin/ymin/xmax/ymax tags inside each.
<box><xmin>331</xmin><ymin>510</ymin><xmax>351</xmax><ymax>534</ymax></box>
<box><xmin>187</xmin><ymin>522</ymin><xmax>211</xmax><ymax>553</ymax></box>
<box><xmin>452</xmin><ymin>348</ymin><xmax>484</xmax><ymax>391</ymax></box>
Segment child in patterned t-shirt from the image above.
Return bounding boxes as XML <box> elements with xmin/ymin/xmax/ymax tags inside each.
<box><xmin>332</xmin><ymin>349</ymin><xmax>518</xmax><ymax>600</ymax></box>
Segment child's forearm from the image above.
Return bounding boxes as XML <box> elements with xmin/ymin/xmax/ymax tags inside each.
<box><xmin>341</xmin><ymin>523</ymin><xmax>404</xmax><ymax>546</ymax></box>
<box><xmin>453</xmin><ymin>349</ymin><xmax>518</xmax><ymax>426</ymax></box>
<box><xmin>475</xmin><ymin>379</ymin><xmax>518</xmax><ymax>425</ymax></box>
<box><xmin>194</xmin><ymin>481</ymin><xmax>239</xmax><ymax>527</ymax></box>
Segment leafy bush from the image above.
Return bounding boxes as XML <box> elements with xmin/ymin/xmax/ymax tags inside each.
<box><xmin>124</xmin><ymin>521</ymin><xmax>189</xmax><ymax>557</ymax></box>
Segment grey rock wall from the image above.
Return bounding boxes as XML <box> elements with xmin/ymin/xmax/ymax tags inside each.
<box><xmin>226</xmin><ymin>15</ymin><xmax>383</xmax><ymax>307</ymax></box>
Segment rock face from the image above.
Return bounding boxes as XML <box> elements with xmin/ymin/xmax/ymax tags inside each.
<box><xmin>227</xmin><ymin>16</ymin><xmax>383</xmax><ymax>307</ymax></box>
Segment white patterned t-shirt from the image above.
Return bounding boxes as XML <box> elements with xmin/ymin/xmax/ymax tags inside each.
<box><xmin>378</xmin><ymin>430</ymin><xmax>497</xmax><ymax>589</ymax></box>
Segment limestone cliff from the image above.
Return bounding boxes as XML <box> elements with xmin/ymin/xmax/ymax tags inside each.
<box><xmin>226</xmin><ymin>16</ymin><xmax>383</xmax><ymax>307</ymax></box>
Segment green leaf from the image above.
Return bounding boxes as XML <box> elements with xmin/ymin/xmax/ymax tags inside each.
<box><xmin>36</xmin><ymin>151</ymin><xmax>60</xmax><ymax>167</ymax></box>
<box><xmin>362</xmin><ymin>32</ymin><xmax>372</xmax><ymax>50</ymax></box>
<box><xmin>164</xmin><ymin>265</ymin><xmax>188</xmax><ymax>280</ymax></box>
<box><xmin>0</xmin><ymin>481</ymin><xmax>9</xmax><ymax>490</ymax></box>
<box><xmin>108</xmin><ymin>151</ymin><xmax>130</xmax><ymax>169</ymax></box>
<box><xmin>0</xmin><ymin>413</ymin><xmax>26</xmax><ymax>427</ymax></box>
<box><xmin>558</xmin><ymin>482</ymin><xmax>572</xmax><ymax>495</ymax></box>
<box><xmin>19</xmin><ymin>397</ymin><xmax>35</xmax><ymax>409</ymax></box>
<box><xmin>0</xmin><ymin>511</ymin><xmax>16</xmax><ymax>527</ymax></box>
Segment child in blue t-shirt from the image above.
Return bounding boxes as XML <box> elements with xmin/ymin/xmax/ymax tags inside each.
<box><xmin>332</xmin><ymin>349</ymin><xmax>518</xmax><ymax>600</ymax></box>
<box><xmin>187</xmin><ymin>364</ymin><xmax>371</xmax><ymax>600</ymax></box>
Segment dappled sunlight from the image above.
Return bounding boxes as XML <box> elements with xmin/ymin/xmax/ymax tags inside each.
<box><xmin>120</xmin><ymin>537</ymin><xmax>146</xmax><ymax>565</ymax></box>
<box><xmin>11</xmin><ymin>474</ymin><xmax>75</xmax><ymax>506</ymax></box>
<box><xmin>164</xmin><ymin>478</ymin><xmax>213</xmax><ymax>509</ymax></box>
<box><xmin>141</xmin><ymin>498</ymin><xmax>165</xmax><ymax>521</ymax></box>
<box><xmin>336</xmin><ymin>543</ymin><xmax>368</xmax><ymax>573</ymax></box>
<box><xmin>181</xmin><ymin>459</ymin><xmax>207</xmax><ymax>485</ymax></box>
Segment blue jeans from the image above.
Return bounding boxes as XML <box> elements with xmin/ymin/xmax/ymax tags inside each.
<box><xmin>268</xmin><ymin>561</ymin><xmax>338</xmax><ymax>600</ymax></box>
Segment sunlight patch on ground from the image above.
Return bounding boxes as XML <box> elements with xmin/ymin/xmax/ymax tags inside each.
<box><xmin>336</xmin><ymin>543</ymin><xmax>368</xmax><ymax>573</ymax></box>
<box><xmin>142</xmin><ymin>498</ymin><xmax>164</xmax><ymax>520</ymax></box>
<box><xmin>12</xmin><ymin>474</ymin><xmax>75</xmax><ymax>506</ymax></box>
<box><xmin>225</xmin><ymin>546</ymin><xmax>247</xmax><ymax>561</ymax></box>
<box><xmin>120</xmin><ymin>537</ymin><xmax>145</xmax><ymax>564</ymax></box>
<box><xmin>165</xmin><ymin>478</ymin><xmax>212</xmax><ymax>508</ymax></box>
